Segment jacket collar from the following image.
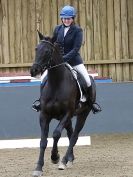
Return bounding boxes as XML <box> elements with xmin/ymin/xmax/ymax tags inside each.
<box><xmin>62</xmin><ymin>24</ymin><xmax>75</xmax><ymax>36</ymax></box>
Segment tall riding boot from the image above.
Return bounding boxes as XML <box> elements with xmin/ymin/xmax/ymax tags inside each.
<box><xmin>32</xmin><ymin>76</ymin><xmax>47</xmax><ymax>112</ymax></box>
<box><xmin>87</xmin><ymin>86</ymin><xmax>102</xmax><ymax>114</ymax></box>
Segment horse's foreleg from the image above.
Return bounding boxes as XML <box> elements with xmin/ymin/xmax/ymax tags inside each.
<box><xmin>61</xmin><ymin>109</ymin><xmax>90</xmax><ymax>167</ymax></box>
<box><xmin>33</xmin><ymin>113</ymin><xmax>50</xmax><ymax>177</ymax></box>
<box><xmin>51</xmin><ymin>113</ymin><xmax>70</xmax><ymax>164</ymax></box>
<box><xmin>51</xmin><ymin>125</ymin><xmax>60</xmax><ymax>164</ymax></box>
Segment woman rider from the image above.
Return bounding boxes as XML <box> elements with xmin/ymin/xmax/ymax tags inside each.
<box><xmin>32</xmin><ymin>5</ymin><xmax>101</xmax><ymax>113</ymax></box>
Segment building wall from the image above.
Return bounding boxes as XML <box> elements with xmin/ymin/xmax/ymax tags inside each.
<box><xmin>0</xmin><ymin>0</ymin><xmax>133</xmax><ymax>81</ymax></box>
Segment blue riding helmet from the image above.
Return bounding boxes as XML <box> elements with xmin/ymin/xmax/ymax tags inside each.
<box><xmin>60</xmin><ymin>5</ymin><xmax>76</xmax><ymax>18</ymax></box>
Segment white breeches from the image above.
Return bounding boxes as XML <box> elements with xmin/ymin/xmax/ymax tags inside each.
<box><xmin>73</xmin><ymin>64</ymin><xmax>91</xmax><ymax>87</ymax></box>
<box><xmin>40</xmin><ymin>64</ymin><xmax>91</xmax><ymax>87</ymax></box>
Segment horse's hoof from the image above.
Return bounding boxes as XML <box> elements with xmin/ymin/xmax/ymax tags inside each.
<box><xmin>51</xmin><ymin>158</ymin><xmax>60</xmax><ymax>164</ymax></box>
<box><xmin>58</xmin><ymin>161</ymin><xmax>66</xmax><ymax>170</ymax></box>
<box><xmin>33</xmin><ymin>170</ymin><xmax>43</xmax><ymax>177</ymax></box>
<box><xmin>67</xmin><ymin>161</ymin><xmax>73</xmax><ymax>168</ymax></box>
<box><xmin>51</xmin><ymin>154</ymin><xmax>60</xmax><ymax>164</ymax></box>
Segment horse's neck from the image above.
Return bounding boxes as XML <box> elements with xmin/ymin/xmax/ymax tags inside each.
<box><xmin>51</xmin><ymin>45</ymin><xmax>63</xmax><ymax>65</ymax></box>
<box><xmin>48</xmin><ymin>65</ymin><xmax>66</xmax><ymax>85</ymax></box>
<box><xmin>47</xmin><ymin>45</ymin><xmax>67</xmax><ymax>86</ymax></box>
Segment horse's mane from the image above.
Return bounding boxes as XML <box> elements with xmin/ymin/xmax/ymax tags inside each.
<box><xmin>52</xmin><ymin>42</ymin><xmax>64</xmax><ymax>64</ymax></box>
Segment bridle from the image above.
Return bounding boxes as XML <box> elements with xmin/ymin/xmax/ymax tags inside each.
<box><xmin>33</xmin><ymin>39</ymin><xmax>64</xmax><ymax>73</ymax></box>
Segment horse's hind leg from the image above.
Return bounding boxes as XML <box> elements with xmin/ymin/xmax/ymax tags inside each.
<box><xmin>60</xmin><ymin>109</ymin><xmax>90</xmax><ymax>169</ymax></box>
<box><xmin>64</xmin><ymin>120</ymin><xmax>74</xmax><ymax>161</ymax></box>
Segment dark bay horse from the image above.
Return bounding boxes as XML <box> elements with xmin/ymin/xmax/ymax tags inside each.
<box><xmin>30</xmin><ymin>31</ymin><xmax>96</xmax><ymax>177</ymax></box>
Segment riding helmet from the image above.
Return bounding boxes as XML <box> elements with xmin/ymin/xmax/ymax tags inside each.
<box><xmin>60</xmin><ymin>5</ymin><xmax>76</xmax><ymax>18</ymax></box>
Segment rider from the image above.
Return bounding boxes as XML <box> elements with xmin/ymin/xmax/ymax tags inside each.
<box><xmin>32</xmin><ymin>5</ymin><xmax>101</xmax><ymax>113</ymax></box>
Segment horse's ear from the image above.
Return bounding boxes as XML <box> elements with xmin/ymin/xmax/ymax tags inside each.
<box><xmin>37</xmin><ymin>30</ymin><xmax>44</xmax><ymax>40</ymax></box>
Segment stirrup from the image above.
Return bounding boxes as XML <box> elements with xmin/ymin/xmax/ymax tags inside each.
<box><xmin>32</xmin><ymin>99</ymin><xmax>41</xmax><ymax>112</ymax></box>
<box><xmin>92</xmin><ymin>103</ymin><xmax>102</xmax><ymax>114</ymax></box>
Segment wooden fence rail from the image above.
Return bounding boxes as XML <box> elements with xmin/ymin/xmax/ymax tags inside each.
<box><xmin>0</xmin><ymin>0</ymin><xmax>133</xmax><ymax>81</ymax></box>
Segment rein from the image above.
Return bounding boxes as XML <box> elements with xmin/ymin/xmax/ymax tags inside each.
<box><xmin>48</xmin><ymin>63</ymin><xmax>65</xmax><ymax>70</ymax></box>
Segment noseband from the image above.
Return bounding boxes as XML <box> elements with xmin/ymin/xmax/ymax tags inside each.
<box><xmin>33</xmin><ymin>63</ymin><xmax>45</xmax><ymax>74</ymax></box>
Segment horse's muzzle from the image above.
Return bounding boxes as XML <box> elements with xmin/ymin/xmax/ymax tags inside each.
<box><xmin>30</xmin><ymin>65</ymin><xmax>42</xmax><ymax>77</ymax></box>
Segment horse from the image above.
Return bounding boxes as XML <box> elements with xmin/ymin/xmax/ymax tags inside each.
<box><xmin>30</xmin><ymin>31</ymin><xmax>96</xmax><ymax>177</ymax></box>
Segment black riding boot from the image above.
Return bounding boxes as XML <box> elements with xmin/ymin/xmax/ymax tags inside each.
<box><xmin>87</xmin><ymin>86</ymin><xmax>102</xmax><ymax>114</ymax></box>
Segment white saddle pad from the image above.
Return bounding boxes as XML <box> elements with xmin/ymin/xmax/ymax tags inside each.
<box><xmin>65</xmin><ymin>63</ymin><xmax>86</xmax><ymax>102</ymax></box>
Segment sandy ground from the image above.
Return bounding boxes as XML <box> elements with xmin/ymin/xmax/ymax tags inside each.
<box><xmin>0</xmin><ymin>133</ymin><xmax>133</xmax><ymax>177</ymax></box>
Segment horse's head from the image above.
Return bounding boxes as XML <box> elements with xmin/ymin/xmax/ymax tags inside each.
<box><xmin>30</xmin><ymin>31</ymin><xmax>54</xmax><ymax>77</ymax></box>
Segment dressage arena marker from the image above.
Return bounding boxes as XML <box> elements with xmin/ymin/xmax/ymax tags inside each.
<box><xmin>0</xmin><ymin>136</ymin><xmax>91</xmax><ymax>149</ymax></box>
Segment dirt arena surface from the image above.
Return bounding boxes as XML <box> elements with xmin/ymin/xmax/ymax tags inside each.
<box><xmin>0</xmin><ymin>133</ymin><xmax>133</xmax><ymax>177</ymax></box>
